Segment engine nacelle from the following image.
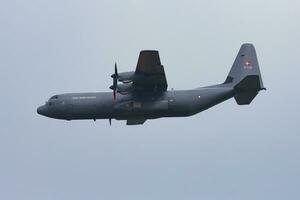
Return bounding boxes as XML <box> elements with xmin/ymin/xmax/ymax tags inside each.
<box><xmin>116</xmin><ymin>82</ymin><xmax>133</xmax><ymax>94</ymax></box>
<box><xmin>117</xmin><ymin>71</ymin><xmax>135</xmax><ymax>83</ymax></box>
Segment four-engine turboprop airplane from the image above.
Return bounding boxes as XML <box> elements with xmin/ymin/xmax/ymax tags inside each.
<box><xmin>37</xmin><ymin>43</ymin><xmax>265</xmax><ymax>125</ymax></box>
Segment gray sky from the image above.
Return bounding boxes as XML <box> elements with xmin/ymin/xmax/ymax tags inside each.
<box><xmin>0</xmin><ymin>0</ymin><xmax>299</xmax><ymax>199</ymax></box>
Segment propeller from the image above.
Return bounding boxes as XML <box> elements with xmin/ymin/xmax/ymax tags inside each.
<box><xmin>108</xmin><ymin>63</ymin><xmax>118</xmax><ymax>126</ymax></box>
<box><xmin>110</xmin><ymin>62</ymin><xmax>118</xmax><ymax>100</ymax></box>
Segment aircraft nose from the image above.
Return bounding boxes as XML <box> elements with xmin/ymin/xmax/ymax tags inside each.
<box><xmin>37</xmin><ymin>106</ymin><xmax>46</xmax><ymax>116</ymax></box>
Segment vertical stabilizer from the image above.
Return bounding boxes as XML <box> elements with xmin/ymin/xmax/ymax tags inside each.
<box><xmin>224</xmin><ymin>43</ymin><xmax>265</xmax><ymax>105</ymax></box>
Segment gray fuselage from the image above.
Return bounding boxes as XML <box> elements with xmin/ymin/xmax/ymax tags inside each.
<box><xmin>37</xmin><ymin>85</ymin><xmax>235</xmax><ymax>121</ymax></box>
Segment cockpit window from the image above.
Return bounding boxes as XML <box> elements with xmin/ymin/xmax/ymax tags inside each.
<box><xmin>50</xmin><ymin>95</ymin><xmax>59</xmax><ymax>100</ymax></box>
<box><xmin>47</xmin><ymin>95</ymin><xmax>59</xmax><ymax>106</ymax></box>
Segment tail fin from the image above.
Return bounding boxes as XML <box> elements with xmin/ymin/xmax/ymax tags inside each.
<box><xmin>224</xmin><ymin>43</ymin><xmax>265</xmax><ymax>105</ymax></box>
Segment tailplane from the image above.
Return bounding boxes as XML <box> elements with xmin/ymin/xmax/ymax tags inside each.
<box><xmin>224</xmin><ymin>43</ymin><xmax>265</xmax><ymax>105</ymax></box>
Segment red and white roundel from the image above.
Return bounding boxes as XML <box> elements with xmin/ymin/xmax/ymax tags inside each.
<box><xmin>244</xmin><ymin>61</ymin><xmax>253</xmax><ymax>69</ymax></box>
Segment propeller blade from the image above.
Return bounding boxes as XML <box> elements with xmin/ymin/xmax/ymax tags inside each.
<box><xmin>113</xmin><ymin>90</ymin><xmax>116</xmax><ymax>100</ymax></box>
<box><xmin>112</xmin><ymin>62</ymin><xmax>118</xmax><ymax>101</ymax></box>
<box><xmin>109</xmin><ymin>118</ymin><xmax>112</xmax><ymax>126</ymax></box>
<box><xmin>114</xmin><ymin>62</ymin><xmax>118</xmax><ymax>77</ymax></box>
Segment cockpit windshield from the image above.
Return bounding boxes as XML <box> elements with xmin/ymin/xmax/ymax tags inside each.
<box><xmin>50</xmin><ymin>95</ymin><xmax>59</xmax><ymax>100</ymax></box>
<box><xmin>46</xmin><ymin>95</ymin><xmax>59</xmax><ymax>106</ymax></box>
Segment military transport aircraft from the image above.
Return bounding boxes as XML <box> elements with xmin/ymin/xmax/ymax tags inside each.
<box><xmin>37</xmin><ymin>43</ymin><xmax>265</xmax><ymax>125</ymax></box>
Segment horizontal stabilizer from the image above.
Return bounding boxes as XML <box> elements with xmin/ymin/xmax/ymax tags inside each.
<box><xmin>234</xmin><ymin>75</ymin><xmax>264</xmax><ymax>91</ymax></box>
<box><xmin>234</xmin><ymin>75</ymin><xmax>265</xmax><ymax>105</ymax></box>
<box><xmin>234</xmin><ymin>91</ymin><xmax>258</xmax><ymax>105</ymax></box>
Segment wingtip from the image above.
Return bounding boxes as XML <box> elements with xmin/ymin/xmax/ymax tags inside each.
<box><xmin>140</xmin><ymin>50</ymin><xmax>159</xmax><ymax>54</ymax></box>
<box><xmin>241</xmin><ymin>43</ymin><xmax>255</xmax><ymax>48</ymax></box>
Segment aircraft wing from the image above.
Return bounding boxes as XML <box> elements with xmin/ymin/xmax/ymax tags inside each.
<box><xmin>132</xmin><ymin>50</ymin><xmax>168</xmax><ymax>92</ymax></box>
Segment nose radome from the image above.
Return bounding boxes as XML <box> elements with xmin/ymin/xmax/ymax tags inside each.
<box><xmin>37</xmin><ymin>106</ymin><xmax>45</xmax><ymax>115</ymax></box>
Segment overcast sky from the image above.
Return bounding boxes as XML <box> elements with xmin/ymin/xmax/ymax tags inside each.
<box><xmin>0</xmin><ymin>0</ymin><xmax>300</xmax><ymax>199</ymax></box>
